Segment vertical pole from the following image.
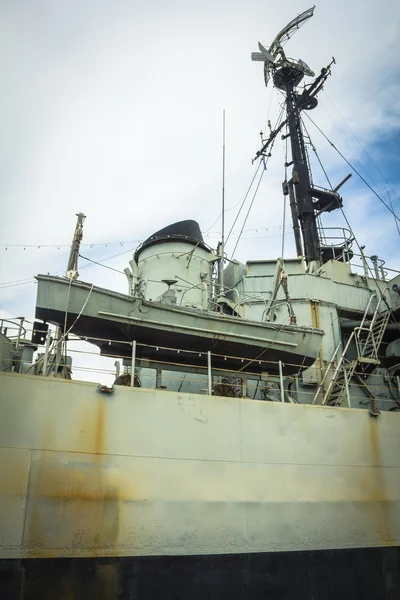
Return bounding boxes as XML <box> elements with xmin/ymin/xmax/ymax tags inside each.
<box><xmin>66</xmin><ymin>212</ymin><xmax>86</xmax><ymax>279</ymax></box>
<box><xmin>343</xmin><ymin>368</ymin><xmax>351</xmax><ymax>407</ymax></box>
<box><xmin>278</xmin><ymin>360</ymin><xmax>285</xmax><ymax>402</ymax></box>
<box><xmin>370</xmin><ymin>255</ymin><xmax>380</xmax><ymax>280</ymax></box>
<box><xmin>130</xmin><ymin>341</ymin><xmax>136</xmax><ymax>387</ymax></box>
<box><xmin>53</xmin><ymin>327</ymin><xmax>62</xmax><ymax>376</ymax></box>
<box><xmin>219</xmin><ymin>109</ymin><xmax>226</xmax><ymax>296</ymax></box>
<box><xmin>156</xmin><ymin>369</ymin><xmax>162</xmax><ymax>389</ymax></box>
<box><xmin>115</xmin><ymin>361</ymin><xmax>120</xmax><ymax>378</ymax></box>
<box><xmin>396</xmin><ymin>376</ymin><xmax>400</xmax><ymax>399</ymax></box>
<box><xmin>15</xmin><ymin>317</ymin><xmax>24</xmax><ymax>352</ymax></box>
<box><xmin>360</xmin><ymin>247</ymin><xmax>369</xmax><ymax>280</ymax></box>
<box><xmin>207</xmin><ymin>351</ymin><xmax>212</xmax><ymax>396</ymax></box>
<box><xmin>42</xmin><ymin>333</ymin><xmax>51</xmax><ymax>377</ymax></box>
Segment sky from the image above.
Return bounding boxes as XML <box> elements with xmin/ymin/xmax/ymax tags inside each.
<box><xmin>1</xmin><ymin>0</ymin><xmax>400</xmax><ymax>381</ymax></box>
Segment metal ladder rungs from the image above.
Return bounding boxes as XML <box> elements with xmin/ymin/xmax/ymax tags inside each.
<box><xmin>358</xmin><ymin>357</ymin><xmax>380</xmax><ymax>364</ymax></box>
<box><xmin>321</xmin><ymin>292</ymin><xmax>390</xmax><ymax>407</ymax></box>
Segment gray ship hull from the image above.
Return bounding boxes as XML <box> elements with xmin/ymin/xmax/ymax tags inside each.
<box><xmin>0</xmin><ymin>371</ymin><xmax>399</xmax><ymax>598</ymax></box>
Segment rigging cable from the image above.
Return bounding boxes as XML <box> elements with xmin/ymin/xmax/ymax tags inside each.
<box><xmin>301</xmin><ymin>118</ymin><xmax>332</xmax><ymax>188</ymax></box>
<box><xmin>1</xmin><ymin>239</ymin><xmax>143</xmax><ymax>249</ymax></box>
<box><xmin>387</xmin><ymin>191</ymin><xmax>400</xmax><ymax>238</ymax></box>
<box><xmin>79</xmin><ymin>254</ymin><xmax>125</xmax><ymax>274</ymax></box>
<box><xmin>302</xmin><ymin>113</ymin><xmax>397</xmax><ymax>297</ymax></box>
<box><xmin>282</xmin><ymin>121</ymin><xmax>289</xmax><ymax>257</ymax></box>
<box><xmin>322</xmin><ymin>90</ymin><xmax>400</xmax><ymax>209</ymax></box>
<box><xmin>202</xmin><ymin>161</ymin><xmax>262</xmax><ymax>234</ymax></box>
<box><xmin>317</xmin><ymin>97</ymin><xmax>382</xmax><ymax>196</ymax></box>
<box><xmin>203</xmin><ymin>89</ymin><xmax>276</xmax><ymax>237</ymax></box>
<box><xmin>0</xmin><ymin>246</ymin><xmax>137</xmax><ymax>289</ymax></box>
<box><xmin>301</xmin><ymin>116</ymin><xmax>333</xmax><ymax>245</ymax></box>
<box><xmin>225</xmin><ymin>160</ymin><xmax>262</xmax><ymax>245</ymax></box>
<box><xmin>303</xmin><ymin>112</ymin><xmax>400</xmax><ymax>224</ymax></box>
<box><xmin>228</xmin><ymin>106</ymin><xmax>285</xmax><ymax>255</ymax></box>
<box><xmin>230</xmin><ymin>167</ymin><xmax>266</xmax><ymax>260</ymax></box>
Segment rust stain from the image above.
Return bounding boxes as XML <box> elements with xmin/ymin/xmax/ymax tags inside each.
<box><xmin>367</xmin><ymin>418</ymin><xmax>396</xmax><ymax>546</ymax></box>
<box><xmin>75</xmin><ymin>396</ymin><xmax>107</xmax><ymax>456</ymax></box>
<box><xmin>23</xmin><ymin>395</ymin><xmax>129</xmax><ymax>560</ymax></box>
<box><xmin>310</xmin><ymin>301</ymin><xmax>324</xmax><ymax>383</ymax></box>
<box><xmin>0</xmin><ymin>449</ymin><xmax>31</xmax><ymax>496</ymax></box>
<box><xmin>310</xmin><ymin>301</ymin><xmax>320</xmax><ymax>328</ymax></box>
<box><xmin>24</xmin><ymin>456</ymin><xmax>122</xmax><ymax>557</ymax></box>
<box><xmin>95</xmin><ymin>397</ymin><xmax>106</xmax><ymax>455</ymax></box>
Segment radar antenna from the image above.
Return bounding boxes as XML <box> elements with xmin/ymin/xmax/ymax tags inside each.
<box><xmin>252</xmin><ymin>8</ymin><xmax>342</xmax><ymax>266</ymax></box>
<box><xmin>251</xmin><ymin>7</ymin><xmax>315</xmax><ymax>87</ymax></box>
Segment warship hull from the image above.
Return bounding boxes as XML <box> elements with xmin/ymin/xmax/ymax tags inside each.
<box><xmin>2</xmin><ymin>546</ymin><xmax>400</xmax><ymax>599</ymax></box>
<box><xmin>1</xmin><ymin>371</ymin><xmax>399</xmax><ymax>599</ymax></box>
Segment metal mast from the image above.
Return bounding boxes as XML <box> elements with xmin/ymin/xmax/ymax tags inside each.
<box><xmin>252</xmin><ymin>7</ymin><xmax>340</xmax><ymax>266</ymax></box>
<box><xmin>281</xmin><ymin>68</ymin><xmax>320</xmax><ymax>263</ymax></box>
<box><xmin>66</xmin><ymin>212</ymin><xmax>86</xmax><ymax>279</ymax></box>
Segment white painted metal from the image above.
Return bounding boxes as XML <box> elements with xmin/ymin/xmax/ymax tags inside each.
<box><xmin>136</xmin><ymin>241</ymin><xmax>212</xmax><ymax>309</ymax></box>
<box><xmin>98</xmin><ymin>311</ymin><xmax>298</xmax><ymax>347</ymax></box>
<box><xmin>130</xmin><ymin>341</ymin><xmax>136</xmax><ymax>387</ymax></box>
<box><xmin>41</xmin><ymin>333</ymin><xmax>51</xmax><ymax>377</ymax></box>
<box><xmin>155</xmin><ymin>369</ymin><xmax>162</xmax><ymax>389</ymax></box>
<box><xmin>278</xmin><ymin>360</ymin><xmax>284</xmax><ymax>402</ymax></box>
<box><xmin>207</xmin><ymin>351</ymin><xmax>212</xmax><ymax>396</ymax></box>
<box><xmin>0</xmin><ymin>371</ymin><xmax>399</xmax><ymax>560</ymax></box>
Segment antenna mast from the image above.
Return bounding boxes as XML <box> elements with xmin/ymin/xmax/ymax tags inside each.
<box><xmin>252</xmin><ymin>7</ymin><xmax>341</xmax><ymax>267</ymax></box>
<box><xmin>219</xmin><ymin>109</ymin><xmax>226</xmax><ymax>295</ymax></box>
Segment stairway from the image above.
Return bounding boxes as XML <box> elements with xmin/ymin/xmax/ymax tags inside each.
<box><xmin>357</xmin><ymin>308</ymin><xmax>390</xmax><ymax>366</ymax></box>
<box><xmin>322</xmin><ymin>293</ymin><xmax>390</xmax><ymax>407</ymax></box>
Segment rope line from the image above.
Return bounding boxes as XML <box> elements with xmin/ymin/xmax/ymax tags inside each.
<box><xmin>303</xmin><ymin>112</ymin><xmax>400</xmax><ymax>223</ymax></box>
<box><xmin>322</xmin><ymin>90</ymin><xmax>400</xmax><ymax>209</ymax></box>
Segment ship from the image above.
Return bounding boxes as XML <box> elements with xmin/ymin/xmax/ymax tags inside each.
<box><xmin>1</xmin><ymin>7</ymin><xmax>399</xmax><ymax>599</ymax></box>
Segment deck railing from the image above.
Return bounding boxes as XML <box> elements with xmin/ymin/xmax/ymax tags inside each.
<box><xmin>0</xmin><ymin>319</ymin><xmax>399</xmax><ymax>409</ymax></box>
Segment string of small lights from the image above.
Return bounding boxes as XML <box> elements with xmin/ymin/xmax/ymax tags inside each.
<box><xmin>0</xmin><ymin>226</ymin><xmax>294</xmax><ymax>250</ymax></box>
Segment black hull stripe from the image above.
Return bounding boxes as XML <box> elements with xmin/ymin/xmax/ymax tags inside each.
<box><xmin>1</xmin><ymin>546</ymin><xmax>400</xmax><ymax>600</ymax></box>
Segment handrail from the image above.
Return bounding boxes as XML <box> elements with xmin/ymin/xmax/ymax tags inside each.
<box><xmin>1</xmin><ymin>329</ymin><xmax>397</xmax><ymax>406</ymax></box>
<box><xmin>1</xmin><ymin>319</ymin><xmax>398</xmax><ymax>408</ymax></box>
<box><xmin>0</xmin><ymin>318</ymin><xmax>27</xmax><ymax>352</ymax></box>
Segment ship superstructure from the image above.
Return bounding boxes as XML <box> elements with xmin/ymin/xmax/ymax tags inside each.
<box><xmin>0</xmin><ymin>7</ymin><xmax>399</xmax><ymax>599</ymax></box>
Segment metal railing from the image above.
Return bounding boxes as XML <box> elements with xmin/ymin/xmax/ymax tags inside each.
<box><xmin>0</xmin><ymin>323</ymin><xmax>399</xmax><ymax>410</ymax></box>
<box><xmin>0</xmin><ymin>317</ymin><xmax>27</xmax><ymax>350</ymax></box>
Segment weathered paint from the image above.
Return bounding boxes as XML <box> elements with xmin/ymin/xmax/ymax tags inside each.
<box><xmin>368</xmin><ymin>417</ymin><xmax>397</xmax><ymax>547</ymax></box>
<box><xmin>0</xmin><ymin>371</ymin><xmax>399</xmax><ymax>562</ymax></box>
<box><xmin>23</xmin><ymin>452</ymin><xmax>122</xmax><ymax>555</ymax></box>
<box><xmin>1</xmin><ymin>547</ymin><xmax>400</xmax><ymax>599</ymax></box>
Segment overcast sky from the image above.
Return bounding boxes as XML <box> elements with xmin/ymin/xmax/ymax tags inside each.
<box><xmin>1</xmin><ymin>0</ymin><xmax>399</xmax><ymax>373</ymax></box>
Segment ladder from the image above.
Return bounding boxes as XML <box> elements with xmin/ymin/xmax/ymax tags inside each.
<box><xmin>322</xmin><ymin>293</ymin><xmax>390</xmax><ymax>407</ymax></box>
